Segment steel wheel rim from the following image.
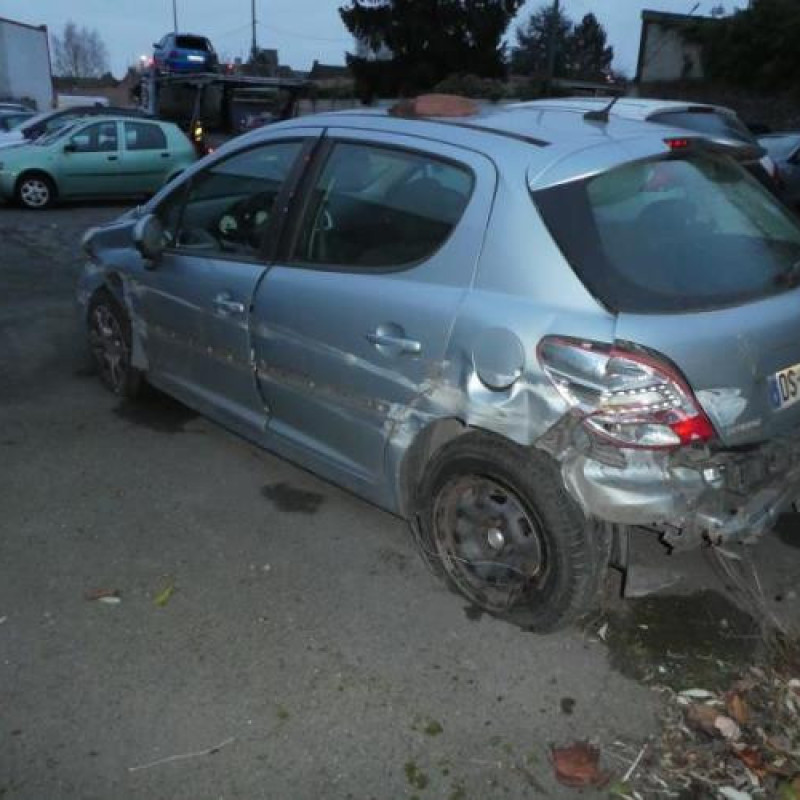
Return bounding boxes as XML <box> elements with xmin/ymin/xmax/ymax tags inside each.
<box><xmin>88</xmin><ymin>305</ymin><xmax>128</xmax><ymax>393</ymax></box>
<box><xmin>20</xmin><ymin>179</ymin><xmax>49</xmax><ymax>208</ymax></box>
<box><xmin>433</xmin><ymin>475</ymin><xmax>548</xmax><ymax>613</ymax></box>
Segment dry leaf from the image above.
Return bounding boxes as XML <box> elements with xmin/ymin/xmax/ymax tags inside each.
<box><xmin>726</xmin><ymin>692</ymin><xmax>749</xmax><ymax>725</ymax></box>
<box><xmin>734</xmin><ymin>746</ymin><xmax>765</xmax><ymax>776</ymax></box>
<box><xmin>680</xmin><ymin>689</ymin><xmax>715</xmax><ymax>700</ymax></box>
<box><xmin>685</xmin><ymin>703</ymin><xmax>720</xmax><ymax>735</ymax></box>
<box><xmin>551</xmin><ymin>742</ymin><xmax>609</xmax><ymax>788</ymax></box>
<box><xmin>85</xmin><ymin>588</ymin><xmax>121</xmax><ymax>602</ymax></box>
<box><xmin>153</xmin><ymin>583</ymin><xmax>175</xmax><ymax>608</ymax></box>
<box><xmin>715</xmin><ymin>715</ymin><xmax>741</xmax><ymax>742</ymax></box>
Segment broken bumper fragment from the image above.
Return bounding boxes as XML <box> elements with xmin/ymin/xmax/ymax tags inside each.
<box><xmin>560</xmin><ymin>432</ymin><xmax>800</xmax><ymax>548</ymax></box>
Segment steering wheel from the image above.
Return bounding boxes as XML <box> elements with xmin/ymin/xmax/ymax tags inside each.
<box><xmin>216</xmin><ymin>192</ymin><xmax>274</xmax><ymax>250</ymax></box>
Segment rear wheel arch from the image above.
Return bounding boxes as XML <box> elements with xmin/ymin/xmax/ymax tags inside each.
<box><xmin>397</xmin><ymin>417</ymin><xmax>468</xmax><ymax>518</ymax></box>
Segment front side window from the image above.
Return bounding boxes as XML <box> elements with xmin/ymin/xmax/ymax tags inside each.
<box><xmin>125</xmin><ymin>122</ymin><xmax>167</xmax><ymax>151</ymax></box>
<box><xmin>535</xmin><ymin>154</ymin><xmax>800</xmax><ymax>313</ymax></box>
<box><xmin>70</xmin><ymin>121</ymin><xmax>118</xmax><ymax>153</ymax></box>
<box><xmin>293</xmin><ymin>142</ymin><xmax>474</xmax><ymax>269</ymax></box>
<box><xmin>157</xmin><ymin>140</ymin><xmax>303</xmax><ymax>259</ymax></box>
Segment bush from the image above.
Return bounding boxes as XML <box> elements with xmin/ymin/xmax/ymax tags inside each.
<box><xmin>433</xmin><ymin>74</ymin><xmax>508</xmax><ymax>102</ymax></box>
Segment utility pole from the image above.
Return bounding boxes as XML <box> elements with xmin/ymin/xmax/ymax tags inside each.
<box><xmin>172</xmin><ymin>0</ymin><xmax>178</xmax><ymax>33</ymax></box>
<box><xmin>251</xmin><ymin>0</ymin><xmax>258</xmax><ymax>61</ymax></box>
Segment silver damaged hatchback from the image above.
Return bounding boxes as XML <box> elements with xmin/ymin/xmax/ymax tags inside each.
<box><xmin>77</xmin><ymin>96</ymin><xmax>800</xmax><ymax>631</ymax></box>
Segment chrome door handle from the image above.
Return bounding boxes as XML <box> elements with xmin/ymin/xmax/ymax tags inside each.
<box><xmin>366</xmin><ymin>331</ymin><xmax>422</xmax><ymax>354</ymax></box>
<box><xmin>213</xmin><ymin>295</ymin><xmax>246</xmax><ymax>315</ymax></box>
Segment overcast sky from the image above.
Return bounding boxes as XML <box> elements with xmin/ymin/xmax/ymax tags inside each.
<box><xmin>5</xmin><ymin>0</ymin><xmax>745</xmax><ymax>78</ymax></box>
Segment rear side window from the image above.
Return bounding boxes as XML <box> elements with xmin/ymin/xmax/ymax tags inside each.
<box><xmin>293</xmin><ymin>142</ymin><xmax>474</xmax><ymax>269</ymax></box>
<box><xmin>535</xmin><ymin>154</ymin><xmax>800</xmax><ymax>313</ymax></box>
<box><xmin>125</xmin><ymin>122</ymin><xmax>167</xmax><ymax>151</ymax></box>
<box><xmin>650</xmin><ymin>110</ymin><xmax>757</xmax><ymax>146</ymax></box>
<box><xmin>176</xmin><ymin>36</ymin><xmax>210</xmax><ymax>51</ymax></box>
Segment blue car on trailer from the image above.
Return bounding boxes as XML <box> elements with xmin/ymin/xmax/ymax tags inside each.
<box><xmin>153</xmin><ymin>33</ymin><xmax>218</xmax><ymax>74</ymax></box>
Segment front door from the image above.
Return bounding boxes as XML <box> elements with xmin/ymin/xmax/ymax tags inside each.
<box><xmin>252</xmin><ymin>131</ymin><xmax>496</xmax><ymax>495</ymax></box>
<box><xmin>59</xmin><ymin>120</ymin><xmax>121</xmax><ymax>196</ymax></box>
<box><xmin>129</xmin><ymin>136</ymin><xmax>315</xmax><ymax>432</ymax></box>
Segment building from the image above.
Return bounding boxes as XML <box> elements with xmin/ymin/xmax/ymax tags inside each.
<box><xmin>53</xmin><ymin>70</ymin><xmax>140</xmax><ymax>108</ymax></box>
<box><xmin>636</xmin><ymin>10</ymin><xmax>718</xmax><ymax>84</ymax></box>
<box><xmin>308</xmin><ymin>61</ymin><xmax>352</xmax><ymax>91</ymax></box>
<box><xmin>0</xmin><ymin>16</ymin><xmax>54</xmax><ymax>110</ymax></box>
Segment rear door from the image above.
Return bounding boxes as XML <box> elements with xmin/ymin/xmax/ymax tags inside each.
<box><xmin>121</xmin><ymin>121</ymin><xmax>172</xmax><ymax>193</ymax></box>
<box><xmin>59</xmin><ymin>120</ymin><xmax>121</xmax><ymax>196</ymax></box>
<box><xmin>251</xmin><ymin>130</ymin><xmax>496</xmax><ymax>491</ymax></box>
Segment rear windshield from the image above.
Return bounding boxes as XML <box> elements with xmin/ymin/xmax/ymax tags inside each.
<box><xmin>650</xmin><ymin>110</ymin><xmax>757</xmax><ymax>146</ymax></box>
<box><xmin>176</xmin><ymin>36</ymin><xmax>210</xmax><ymax>51</ymax></box>
<box><xmin>535</xmin><ymin>154</ymin><xmax>800</xmax><ymax>313</ymax></box>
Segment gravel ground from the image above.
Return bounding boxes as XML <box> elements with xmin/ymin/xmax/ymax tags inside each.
<box><xmin>0</xmin><ymin>201</ymin><xmax>797</xmax><ymax>800</ymax></box>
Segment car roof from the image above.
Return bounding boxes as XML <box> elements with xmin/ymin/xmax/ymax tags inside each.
<box><xmin>510</xmin><ymin>96</ymin><xmax>735</xmax><ymax>121</ymax></box>
<box><xmin>253</xmin><ymin>102</ymin><xmax>700</xmax><ymax>191</ymax></box>
<box><xmin>274</xmin><ymin>103</ymin><xmax>694</xmax><ymax>151</ymax></box>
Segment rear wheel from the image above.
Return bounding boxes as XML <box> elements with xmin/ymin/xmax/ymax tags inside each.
<box><xmin>87</xmin><ymin>291</ymin><xmax>143</xmax><ymax>398</ymax></box>
<box><xmin>16</xmin><ymin>173</ymin><xmax>55</xmax><ymax>210</ymax></box>
<box><xmin>414</xmin><ymin>432</ymin><xmax>611</xmax><ymax>632</ymax></box>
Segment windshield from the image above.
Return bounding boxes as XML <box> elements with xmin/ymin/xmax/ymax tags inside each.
<box><xmin>650</xmin><ymin>110</ymin><xmax>758</xmax><ymax>146</ymax></box>
<box><xmin>534</xmin><ymin>153</ymin><xmax>800</xmax><ymax>313</ymax></box>
<box><xmin>175</xmin><ymin>35</ymin><xmax>210</xmax><ymax>50</ymax></box>
<box><xmin>759</xmin><ymin>134</ymin><xmax>800</xmax><ymax>161</ymax></box>
<box><xmin>35</xmin><ymin>121</ymin><xmax>82</xmax><ymax>146</ymax></box>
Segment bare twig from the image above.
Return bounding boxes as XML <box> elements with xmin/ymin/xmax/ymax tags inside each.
<box><xmin>622</xmin><ymin>743</ymin><xmax>648</xmax><ymax>784</ymax></box>
<box><xmin>128</xmin><ymin>737</ymin><xmax>235</xmax><ymax>773</ymax></box>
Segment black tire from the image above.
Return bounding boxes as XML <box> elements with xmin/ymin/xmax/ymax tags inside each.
<box><xmin>87</xmin><ymin>290</ymin><xmax>144</xmax><ymax>399</ymax></box>
<box><xmin>414</xmin><ymin>431</ymin><xmax>611</xmax><ymax>632</ymax></box>
<box><xmin>16</xmin><ymin>172</ymin><xmax>56</xmax><ymax>210</ymax></box>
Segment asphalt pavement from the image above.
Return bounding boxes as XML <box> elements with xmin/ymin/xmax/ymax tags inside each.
<box><xmin>0</xmin><ymin>201</ymin><xmax>798</xmax><ymax>800</ymax></box>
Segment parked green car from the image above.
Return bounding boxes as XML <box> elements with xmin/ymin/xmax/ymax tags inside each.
<box><xmin>0</xmin><ymin>116</ymin><xmax>196</xmax><ymax>209</ymax></box>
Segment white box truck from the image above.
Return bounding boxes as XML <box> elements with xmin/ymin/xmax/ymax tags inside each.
<box><xmin>0</xmin><ymin>16</ymin><xmax>54</xmax><ymax>111</ymax></box>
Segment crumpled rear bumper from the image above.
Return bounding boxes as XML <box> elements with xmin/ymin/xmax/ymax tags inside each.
<box><xmin>557</xmin><ymin>430</ymin><xmax>800</xmax><ymax>549</ymax></box>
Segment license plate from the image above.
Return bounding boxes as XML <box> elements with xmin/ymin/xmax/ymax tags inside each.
<box><xmin>188</xmin><ymin>55</ymin><xmax>204</xmax><ymax>62</ymax></box>
<box><xmin>769</xmin><ymin>363</ymin><xmax>800</xmax><ymax>410</ymax></box>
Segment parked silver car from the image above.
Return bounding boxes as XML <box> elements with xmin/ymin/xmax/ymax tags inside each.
<box><xmin>759</xmin><ymin>132</ymin><xmax>800</xmax><ymax>206</ymax></box>
<box><xmin>77</xmin><ymin>97</ymin><xmax>800</xmax><ymax>631</ymax></box>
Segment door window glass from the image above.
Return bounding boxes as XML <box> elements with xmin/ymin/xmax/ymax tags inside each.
<box><xmin>156</xmin><ymin>140</ymin><xmax>303</xmax><ymax>258</ymax></box>
<box><xmin>125</xmin><ymin>122</ymin><xmax>167</xmax><ymax>151</ymax></box>
<box><xmin>293</xmin><ymin>142</ymin><xmax>474</xmax><ymax>269</ymax></box>
<box><xmin>70</xmin><ymin>121</ymin><xmax>118</xmax><ymax>153</ymax></box>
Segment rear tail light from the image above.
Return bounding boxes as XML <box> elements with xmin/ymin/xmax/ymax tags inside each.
<box><xmin>537</xmin><ymin>336</ymin><xmax>715</xmax><ymax>449</ymax></box>
<box><xmin>664</xmin><ymin>137</ymin><xmax>692</xmax><ymax>151</ymax></box>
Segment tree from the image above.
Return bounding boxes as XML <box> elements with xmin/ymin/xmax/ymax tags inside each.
<box><xmin>511</xmin><ymin>4</ymin><xmax>614</xmax><ymax>80</ymax></box>
<box><xmin>339</xmin><ymin>0</ymin><xmax>524</xmax><ymax>98</ymax></box>
<box><xmin>564</xmin><ymin>14</ymin><xmax>613</xmax><ymax>80</ymax></box>
<box><xmin>51</xmin><ymin>21</ymin><xmax>109</xmax><ymax>79</ymax></box>
<box><xmin>694</xmin><ymin>0</ymin><xmax>800</xmax><ymax>91</ymax></box>
<box><xmin>510</xmin><ymin>4</ymin><xmax>572</xmax><ymax>77</ymax></box>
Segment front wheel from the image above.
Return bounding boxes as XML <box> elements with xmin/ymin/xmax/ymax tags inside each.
<box><xmin>87</xmin><ymin>292</ymin><xmax>143</xmax><ymax>398</ymax></box>
<box><xmin>16</xmin><ymin>173</ymin><xmax>55</xmax><ymax>210</ymax></box>
<box><xmin>414</xmin><ymin>432</ymin><xmax>611</xmax><ymax>632</ymax></box>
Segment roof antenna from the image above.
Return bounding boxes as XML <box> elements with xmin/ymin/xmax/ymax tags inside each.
<box><xmin>584</xmin><ymin>95</ymin><xmax>622</xmax><ymax>123</ymax></box>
